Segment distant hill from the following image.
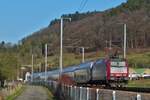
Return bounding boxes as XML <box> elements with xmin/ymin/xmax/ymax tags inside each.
<box><xmin>20</xmin><ymin>0</ymin><xmax>150</xmax><ymax>56</ymax></box>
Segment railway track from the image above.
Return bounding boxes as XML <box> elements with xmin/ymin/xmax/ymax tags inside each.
<box><xmin>82</xmin><ymin>85</ymin><xmax>150</xmax><ymax>93</ymax></box>
<box><xmin>108</xmin><ymin>87</ymin><xmax>150</xmax><ymax>93</ymax></box>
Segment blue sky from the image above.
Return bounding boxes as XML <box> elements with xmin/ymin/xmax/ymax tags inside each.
<box><xmin>0</xmin><ymin>0</ymin><xmax>127</xmax><ymax>43</ymax></box>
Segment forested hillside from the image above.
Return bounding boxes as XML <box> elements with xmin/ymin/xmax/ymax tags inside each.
<box><xmin>21</xmin><ymin>0</ymin><xmax>150</xmax><ymax>55</ymax></box>
<box><xmin>1</xmin><ymin>0</ymin><xmax>150</xmax><ymax>80</ymax></box>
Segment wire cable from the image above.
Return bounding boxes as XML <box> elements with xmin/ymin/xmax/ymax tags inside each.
<box><xmin>79</xmin><ymin>0</ymin><xmax>85</xmax><ymax>10</ymax></box>
<box><xmin>78</xmin><ymin>0</ymin><xmax>88</xmax><ymax>12</ymax></box>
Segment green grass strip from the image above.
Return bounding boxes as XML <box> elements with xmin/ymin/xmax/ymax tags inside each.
<box><xmin>128</xmin><ymin>79</ymin><xmax>150</xmax><ymax>88</ymax></box>
<box><xmin>6</xmin><ymin>85</ymin><xmax>25</xmax><ymax>100</ymax></box>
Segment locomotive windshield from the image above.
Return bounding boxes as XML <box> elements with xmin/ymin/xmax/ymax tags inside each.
<box><xmin>111</xmin><ymin>61</ymin><xmax>126</xmax><ymax>67</ymax></box>
<box><xmin>110</xmin><ymin>59</ymin><xmax>127</xmax><ymax>73</ymax></box>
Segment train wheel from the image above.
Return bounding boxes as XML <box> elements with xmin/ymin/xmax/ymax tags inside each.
<box><xmin>106</xmin><ymin>84</ymin><xmax>111</xmax><ymax>88</ymax></box>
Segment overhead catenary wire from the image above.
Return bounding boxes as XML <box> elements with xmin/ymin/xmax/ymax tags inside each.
<box><xmin>79</xmin><ymin>0</ymin><xmax>85</xmax><ymax>10</ymax></box>
<box><xmin>78</xmin><ymin>0</ymin><xmax>88</xmax><ymax>12</ymax></box>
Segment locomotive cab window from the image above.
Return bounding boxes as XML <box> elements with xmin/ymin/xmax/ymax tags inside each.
<box><xmin>111</xmin><ymin>61</ymin><xmax>126</xmax><ymax>67</ymax></box>
<box><xmin>110</xmin><ymin>59</ymin><xmax>127</xmax><ymax>74</ymax></box>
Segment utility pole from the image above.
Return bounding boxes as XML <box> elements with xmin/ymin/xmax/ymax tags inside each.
<box><xmin>124</xmin><ymin>24</ymin><xmax>127</xmax><ymax>59</ymax></box>
<box><xmin>105</xmin><ymin>40</ymin><xmax>108</xmax><ymax>48</ymax></box>
<box><xmin>60</xmin><ymin>18</ymin><xmax>63</xmax><ymax>79</ymax></box>
<box><xmin>109</xmin><ymin>40</ymin><xmax>112</xmax><ymax>50</ymax></box>
<box><xmin>81</xmin><ymin>47</ymin><xmax>85</xmax><ymax>63</ymax></box>
<box><xmin>39</xmin><ymin>63</ymin><xmax>41</xmax><ymax>72</ymax></box>
<box><xmin>59</xmin><ymin>17</ymin><xmax>71</xmax><ymax>80</ymax></box>
<box><xmin>45</xmin><ymin>44</ymin><xmax>48</xmax><ymax>81</ymax></box>
<box><xmin>31</xmin><ymin>54</ymin><xmax>34</xmax><ymax>82</ymax></box>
